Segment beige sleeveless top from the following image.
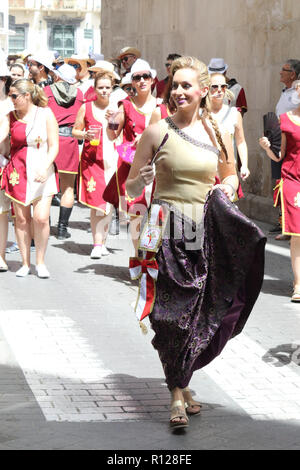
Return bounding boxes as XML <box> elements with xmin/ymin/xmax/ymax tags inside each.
<box><xmin>153</xmin><ymin>117</ymin><xmax>219</xmax><ymax>222</ymax></box>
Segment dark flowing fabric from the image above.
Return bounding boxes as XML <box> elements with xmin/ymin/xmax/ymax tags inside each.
<box><xmin>149</xmin><ymin>189</ymin><xmax>266</xmax><ymax>390</ymax></box>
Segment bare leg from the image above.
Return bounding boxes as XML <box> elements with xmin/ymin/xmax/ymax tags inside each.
<box><xmin>90</xmin><ymin>208</ymin><xmax>113</xmax><ymax>246</ymax></box>
<box><xmin>0</xmin><ymin>212</ymin><xmax>8</xmax><ymax>269</ymax></box>
<box><xmin>13</xmin><ymin>202</ymin><xmax>31</xmax><ymax>267</ymax></box>
<box><xmin>32</xmin><ymin>196</ymin><xmax>52</xmax><ymax>266</ymax></box>
<box><xmin>290</xmin><ymin>236</ymin><xmax>300</xmax><ymax>290</ymax></box>
<box><xmin>59</xmin><ymin>173</ymin><xmax>76</xmax><ymax>208</ymax></box>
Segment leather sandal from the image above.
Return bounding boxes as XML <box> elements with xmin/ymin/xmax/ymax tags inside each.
<box><xmin>170</xmin><ymin>399</ymin><xmax>189</xmax><ymax>429</ymax></box>
<box><xmin>182</xmin><ymin>388</ymin><xmax>202</xmax><ymax>416</ymax></box>
<box><xmin>291</xmin><ymin>288</ymin><xmax>300</xmax><ymax>302</ymax></box>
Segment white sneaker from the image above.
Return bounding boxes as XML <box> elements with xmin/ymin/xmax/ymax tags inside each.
<box><xmin>90</xmin><ymin>246</ymin><xmax>102</xmax><ymax>259</ymax></box>
<box><xmin>16</xmin><ymin>265</ymin><xmax>31</xmax><ymax>277</ymax></box>
<box><xmin>36</xmin><ymin>264</ymin><xmax>50</xmax><ymax>279</ymax></box>
<box><xmin>101</xmin><ymin>245</ymin><xmax>110</xmax><ymax>256</ymax></box>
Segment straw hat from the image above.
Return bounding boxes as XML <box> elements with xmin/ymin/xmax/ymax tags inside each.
<box><xmin>117</xmin><ymin>47</ymin><xmax>141</xmax><ymax>60</ymax></box>
<box><xmin>88</xmin><ymin>60</ymin><xmax>120</xmax><ymax>80</ymax></box>
<box><xmin>65</xmin><ymin>55</ymin><xmax>96</xmax><ymax>68</ymax></box>
<box><xmin>19</xmin><ymin>49</ymin><xmax>32</xmax><ymax>61</ymax></box>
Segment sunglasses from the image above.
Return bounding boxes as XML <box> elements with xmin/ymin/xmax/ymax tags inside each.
<box><xmin>9</xmin><ymin>93</ymin><xmax>22</xmax><ymax>100</ymax></box>
<box><xmin>121</xmin><ymin>55</ymin><xmax>134</xmax><ymax>63</ymax></box>
<box><xmin>124</xmin><ymin>86</ymin><xmax>133</xmax><ymax>92</ymax></box>
<box><xmin>132</xmin><ymin>73</ymin><xmax>152</xmax><ymax>82</ymax></box>
<box><xmin>281</xmin><ymin>68</ymin><xmax>293</xmax><ymax>72</ymax></box>
<box><xmin>69</xmin><ymin>63</ymin><xmax>81</xmax><ymax>70</ymax></box>
<box><xmin>165</xmin><ymin>63</ymin><xmax>172</xmax><ymax>68</ymax></box>
<box><xmin>210</xmin><ymin>84</ymin><xmax>228</xmax><ymax>92</ymax></box>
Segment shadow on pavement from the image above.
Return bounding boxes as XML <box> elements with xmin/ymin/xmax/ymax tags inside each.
<box><xmin>262</xmin><ymin>343</ymin><xmax>300</xmax><ymax>367</ymax></box>
<box><xmin>75</xmin><ymin>263</ymin><xmax>136</xmax><ymax>286</ymax></box>
<box><xmin>261</xmin><ymin>279</ymin><xmax>291</xmax><ymax>297</ymax></box>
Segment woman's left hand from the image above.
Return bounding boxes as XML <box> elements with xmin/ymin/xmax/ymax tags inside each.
<box><xmin>34</xmin><ymin>167</ymin><xmax>48</xmax><ymax>183</ymax></box>
<box><xmin>240</xmin><ymin>165</ymin><xmax>250</xmax><ymax>180</ymax></box>
<box><xmin>212</xmin><ymin>183</ymin><xmax>235</xmax><ymax>201</ymax></box>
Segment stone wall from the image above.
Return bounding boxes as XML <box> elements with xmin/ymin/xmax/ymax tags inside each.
<box><xmin>101</xmin><ymin>0</ymin><xmax>300</xmax><ymax>222</ymax></box>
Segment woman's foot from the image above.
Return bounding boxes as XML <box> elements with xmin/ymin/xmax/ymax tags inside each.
<box><xmin>170</xmin><ymin>388</ymin><xmax>189</xmax><ymax>429</ymax></box>
<box><xmin>90</xmin><ymin>245</ymin><xmax>102</xmax><ymax>259</ymax></box>
<box><xmin>182</xmin><ymin>387</ymin><xmax>202</xmax><ymax>416</ymax></box>
<box><xmin>291</xmin><ymin>285</ymin><xmax>300</xmax><ymax>302</ymax></box>
<box><xmin>0</xmin><ymin>256</ymin><xmax>8</xmax><ymax>272</ymax></box>
<box><xmin>16</xmin><ymin>265</ymin><xmax>30</xmax><ymax>277</ymax></box>
<box><xmin>36</xmin><ymin>264</ymin><xmax>50</xmax><ymax>279</ymax></box>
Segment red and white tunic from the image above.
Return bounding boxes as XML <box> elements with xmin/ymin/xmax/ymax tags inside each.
<box><xmin>44</xmin><ymin>85</ymin><xmax>84</xmax><ymax>174</ymax></box>
<box><xmin>1</xmin><ymin>107</ymin><xmax>58</xmax><ymax>206</ymax></box>
<box><xmin>78</xmin><ymin>101</ymin><xmax>118</xmax><ymax>213</ymax></box>
<box><xmin>103</xmin><ymin>97</ymin><xmax>160</xmax><ymax>216</ymax></box>
<box><xmin>274</xmin><ymin>112</ymin><xmax>300</xmax><ymax>235</ymax></box>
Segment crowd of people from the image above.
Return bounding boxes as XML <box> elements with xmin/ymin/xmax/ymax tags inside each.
<box><xmin>0</xmin><ymin>45</ymin><xmax>298</xmax><ymax>430</ymax></box>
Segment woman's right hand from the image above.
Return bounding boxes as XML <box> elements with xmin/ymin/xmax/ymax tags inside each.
<box><xmin>139</xmin><ymin>160</ymin><xmax>154</xmax><ymax>186</ymax></box>
<box><xmin>259</xmin><ymin>136</ymin><xmax>271</xmax><ymax>150</ymax></box>
<box><xmin>84</xmin><ymin>129</ymin><xmax>97</xmax><ymax>141</ymax></box>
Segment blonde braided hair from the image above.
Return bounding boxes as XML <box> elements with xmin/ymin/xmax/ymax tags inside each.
<box><xmin>170</xmin><ymin>56</ymin><xmax>228</xmax><ymax>160</ymax></box>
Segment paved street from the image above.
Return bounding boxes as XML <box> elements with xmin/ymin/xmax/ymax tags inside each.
<box><xmin>0</xmin><ymin>201</ymin><xmax>300</xmax><ymax>450</ymax></box>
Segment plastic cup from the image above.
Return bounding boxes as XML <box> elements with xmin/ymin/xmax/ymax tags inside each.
<box><xmin>89</xmin><ymin>125</ymin><xmax>101</xmax><ymax>146</ymax></box>
<box><xmin>108</xmin><ymin>112</ymin><xmax>119</xmax><ymax>131</ymax></box>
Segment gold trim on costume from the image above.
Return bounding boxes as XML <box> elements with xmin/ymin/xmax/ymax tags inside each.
<box><xmin>9</xmin><ymin>168</ymin><xmax>20</xmax><ymax>186</ymax></box>
<box><xmin>87</xmin><ymin>176</ymin><xmax>96</xmax><ymax>193</ymax></box>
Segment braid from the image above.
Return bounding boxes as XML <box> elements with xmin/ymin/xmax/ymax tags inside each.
<box><xmin>206</xmin><ymin>109</ymin><xmax>228</xmax><ymax>161</ymax></box>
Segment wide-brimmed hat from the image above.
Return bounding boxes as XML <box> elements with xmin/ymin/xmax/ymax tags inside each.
<box><xmin>130</xmin><ymin>59</ymin><xmax>157</xmax><ymax>80</ymax></box>
<box><xmin>53</xmin><ymin>55</ymin><xmax>65</xmax><ymax>66</ymax></box>
<box><xmin>207</xmin><ymin>58</ymin><xmax>228</xmax><ymax>74</ymax></box>
<box><xmin>117</xmin><ymin>47</ymin><xmax>141</xmax><ymax>60</ymax></box>
<box><xmin>88</xmin><ymin>60</ymin><xmax>120</xmax><ymax>80</ymax></box>
<box><xmin>65</xmin><ymin>55</ymin><xmax>96</xmax><ymax>68</ymax></box>
<box><xmin>28</xmin><ymin>54</ymin><xmax>55</xmax><ymax>71</ymax></box>
<box><xmin>54</xmin><ymin>63</ymin><xmax>77</xmax><ymax>84</ymax></box>
<box><xmin>19</xmin><ymin>49</ymin><xmax>32</xmax><ymax>60</ymax></box>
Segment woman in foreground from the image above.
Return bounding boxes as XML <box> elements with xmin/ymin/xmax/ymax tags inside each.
<box><xmin>126</xmin><ymin>57</ymin><xmax>266</xmax><ymax>429</ymax></box>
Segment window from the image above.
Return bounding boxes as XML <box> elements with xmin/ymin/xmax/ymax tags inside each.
<box><xmin>51</xmin><ymin>25</ymin><xmax>74</xmax><ymax>57</ymax></box>
<box><xmin>8</xmin><ymin>26</ymin><xmax>25</xmax><ymax>54</ymax></box>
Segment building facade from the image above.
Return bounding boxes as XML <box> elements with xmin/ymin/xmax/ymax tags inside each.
<box><xmin>0</xmin><ymin>0</ymin><xmax>15</xmax><ymax>53</ymax></box>
<box><xmin>8</xmin><ymin>0</ymin><xmax>101</xmax><ymax>57</ymax></box>
<box><xmin>101</xmin><ymin>0</ymin><xmax>300</xmax><ymax>223</ymax></box>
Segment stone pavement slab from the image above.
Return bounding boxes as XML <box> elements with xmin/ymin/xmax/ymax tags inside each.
<box><xmin>0</xmin><ymin>203</ymin><xmax>300</xmax><ymax>450</ymax></box>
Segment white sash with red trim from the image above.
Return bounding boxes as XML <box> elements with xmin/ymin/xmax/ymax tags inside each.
<box><xmin>129</xmin><ymin>203</ymin><xmax>166</xmax><ymax>333</ymax></box>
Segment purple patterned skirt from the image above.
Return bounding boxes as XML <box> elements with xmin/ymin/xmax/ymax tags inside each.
<box><xmin>149</xmin><ymin>189</ymin><xmax>266</xmax><ymax>390</ymax></box>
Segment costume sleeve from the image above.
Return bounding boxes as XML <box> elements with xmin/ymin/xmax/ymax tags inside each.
<box><xmin>236</xmin><ymin>88</ymin><xmax>247</xmax><ymax>113</ymax></box>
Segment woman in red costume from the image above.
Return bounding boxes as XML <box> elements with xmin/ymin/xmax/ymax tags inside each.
<box><xmin>0</xmin><ymin>79</ymin><xmax>59</xmax><ymax>278</ymax></box>
<box><xmin>73</xmin><ymin>71</ymin><xmax>118</xmax><ymax>259</ymax></box>
<box><xmin>44</xmin><ymin>64</ymin><xmax>84</xmax><ymax>239</ymax></box>
<box><xmin>105</xmin><ymin>59</ymin><xmax>161</xmax><ymax>254</ymax></box>
<box><xmin>259</xmin><ymin>79</ymin><xmax>300</xmax><ymax>302</ymax></box>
